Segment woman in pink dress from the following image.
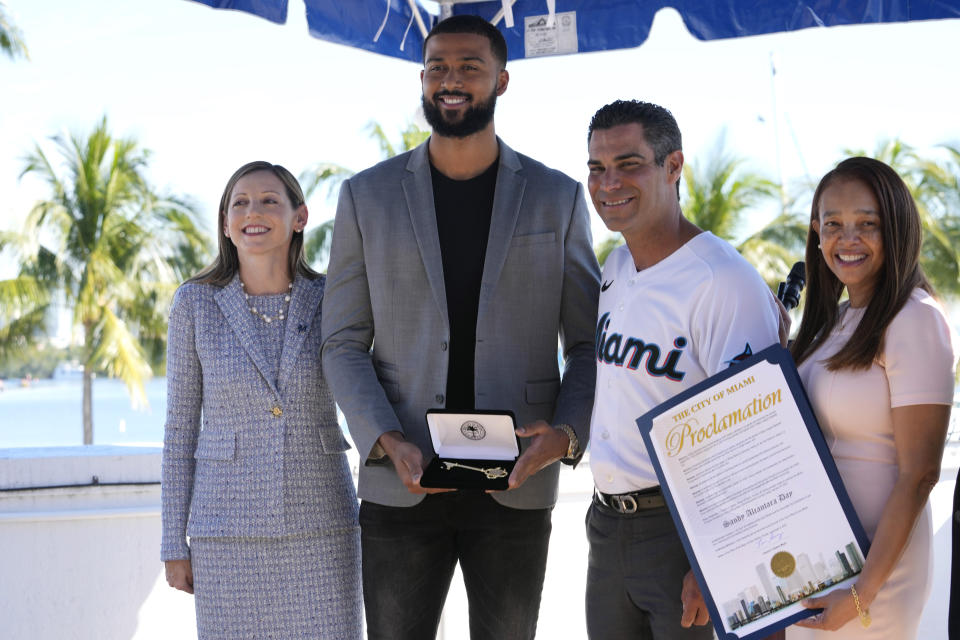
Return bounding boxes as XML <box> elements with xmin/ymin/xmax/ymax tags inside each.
<box><xmin>788</xmin><ymin>157</ymin><xmax>955</xmax><ymax>639</ymax></box>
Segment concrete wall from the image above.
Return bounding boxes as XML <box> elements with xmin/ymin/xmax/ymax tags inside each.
<box><xmin>0</xmin><ymin>447</ymin><xmax>195</xmax><ymax>640</ymax></box>
<box><xmin>1</xmin><ymin>444</ymin><xmax>955</xmax><ymax>639</ymax></box>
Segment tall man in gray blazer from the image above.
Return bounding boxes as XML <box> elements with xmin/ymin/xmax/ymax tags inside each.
<box><xmin>321</xmin><ymin>14</ymin><xmax>600</xmax><ymax>640</ymax></box>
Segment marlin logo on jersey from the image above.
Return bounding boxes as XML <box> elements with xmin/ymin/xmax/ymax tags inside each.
<box><xmin>595</xmin><ymin>312</ymin><xmax>688</xmax><ymax>381</ymax></box>
<box><xmin>725</xmin><ymin>343</ymin><xmax>754</xmax><ymax>367</ymax></box>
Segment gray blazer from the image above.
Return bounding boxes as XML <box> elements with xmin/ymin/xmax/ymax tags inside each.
<box><xmin>161</xmin><ymin>274</ymin><xmax>356</xmax><ymax>560</ymax></box>
<box><xmin>321</xmin><ymin>139</ymin><xmax>600</xmax><ymax>509</ymax></box>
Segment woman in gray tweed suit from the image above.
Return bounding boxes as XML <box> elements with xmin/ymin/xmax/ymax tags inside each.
<box><xmin>161</xmin><ymin>161</ymin><xmax>362</xmax><ymax>639</ymax></box>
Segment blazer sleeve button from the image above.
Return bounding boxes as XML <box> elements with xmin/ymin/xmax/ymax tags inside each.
<box><xmin>271</xmin><ymin>406</ymin><xmax>283</xmax><ymax>417</ymax></box>
<box><xmin>435</xmin><ymin>394</ymin><xmax>444</xmax><ymax>404</ymax></box>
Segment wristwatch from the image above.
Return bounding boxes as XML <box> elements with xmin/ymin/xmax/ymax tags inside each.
<box><xmin>554</xmin><ymin>423</ymin><xmax>580</xmax><ymax>461</ymax></box>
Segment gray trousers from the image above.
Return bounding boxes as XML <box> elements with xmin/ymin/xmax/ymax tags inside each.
<box><xmin>585</xmin><ymin>498</ymin><xmax>715</xmax><ymax>640</ymax></box>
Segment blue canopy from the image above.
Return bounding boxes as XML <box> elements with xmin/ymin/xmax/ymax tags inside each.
<box><xmin>190</xmin><ymin>0</ymin><xmax>960</xmax><ymax>63</ymax></box>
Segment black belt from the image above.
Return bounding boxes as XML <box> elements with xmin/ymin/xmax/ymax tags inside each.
<box><xmin>594</xmin><ymin>486</ymin><xmax>665</xmax><ymax>513</ymax></box>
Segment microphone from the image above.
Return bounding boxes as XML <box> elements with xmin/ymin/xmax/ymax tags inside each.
<box><xmin>777</xmin><ymin>262</ymin><xmax>805</xmax><ymax>311</ymax></box>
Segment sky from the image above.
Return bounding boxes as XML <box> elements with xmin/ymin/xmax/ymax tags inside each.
<box><xmin>2</xmin><ymin>0</ymin><xmax>960</xmax><ymax>277</ymax></box>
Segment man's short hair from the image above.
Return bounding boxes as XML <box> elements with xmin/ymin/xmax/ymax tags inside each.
<box><xmin>423</xmin><ymin>14</ymin><xmax>508</xmax><ymax>69</ymax></box>
<box><xmin>587</xmin><ymin>100</ymin><xmax>682</xmax><ymax>166</ymax></box>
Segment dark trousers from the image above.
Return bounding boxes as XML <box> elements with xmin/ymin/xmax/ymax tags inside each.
<box><xmin>585</xmin><ymin>499</ymin><xmax>714</xmax><ymax>640</ymax></box>
<box><xmin>360</xmin><ymin>492</ymin><xmax>552</xmax><ymax>640</ymax></box>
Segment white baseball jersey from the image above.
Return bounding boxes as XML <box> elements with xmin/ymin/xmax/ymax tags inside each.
<box><xmin>589</xmin><ymin>232</ymin><xmax>780</xmax><ymax>494</ymax></box>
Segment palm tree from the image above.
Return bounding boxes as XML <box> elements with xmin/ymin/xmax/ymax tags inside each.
<box><xmin>299</xmin><ymin>121</ymin><xmax>430</xmax><ymax>270</ymax></box>
<box><xmin>15</xmin><ymin>116</ymin><xmax>209</xmax><ymax>444</ymax></box>
<box><xmin>0</xmin><ymin>2</ymin><xmax>29</xmax><ymax>61</ymax></box>
<box><xmin>682</xmin><ymin>132</ymin><xmax>807</xmax><ymax>287</ymax></box>
<box><xmin>915</xmin><ymin>144</ymin><xmax>960</xmax><ymax>297</ymax></box>
<box><xmin>843</xmin><ymin>139</ymin><xmax>960</xmax><ymax>298</ymax></box>
<box><xmin>0</xmin><ymin>266</ymin><xmax>49</xmax><ymax>364</ymax></box>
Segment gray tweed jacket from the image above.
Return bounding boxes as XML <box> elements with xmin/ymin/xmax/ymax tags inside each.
<box><xmin>321</xmin><ymin>139</ymin><xmax>601</xmax><ymax>509</ymax></box>
<box><xmin>161</xmin><ymin>273</ymin><xmax>356</xmax><ymax>560</ymax></box>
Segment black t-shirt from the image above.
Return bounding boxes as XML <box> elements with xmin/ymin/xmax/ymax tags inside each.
<box><xmin>430</xmin><ymin>158</ymin><xmax>498</xmax><ymax>411</ymax></box>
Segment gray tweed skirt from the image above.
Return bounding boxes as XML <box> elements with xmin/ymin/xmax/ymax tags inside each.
<box><xmin>191</xmin><ymin>528</ymin><xmax>362</xmax><ymax>640</ymax></box>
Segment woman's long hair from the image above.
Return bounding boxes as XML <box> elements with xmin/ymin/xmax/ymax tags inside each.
<box><xmin>791</xmin><ymin>157</ymin><xmax>933</xmax><ymax>370</ymax></box>
<box><xmin>189</xmin><ymin>161</ymin><xmax>320</xmax><ymax>286</ymax></box>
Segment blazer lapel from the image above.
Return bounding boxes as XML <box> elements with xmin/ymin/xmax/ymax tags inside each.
<box><xmin>479</xmin><ymin>141</ymin><xmax>526</xmax><ymax>311</ymax></box>
<box><xmin>402</xmin><ymin>142</ymin><xmax>449</xmax><ymax>320</ymax></box>
<box><xmin>215</xmin><ymin>275</ymin><xmax>280</xmax><ymax>397</ymax></box>
<box><xmin>277</xmin><ymin>273</ymin><xmax>320</xmax><ymax>390</ymax></box>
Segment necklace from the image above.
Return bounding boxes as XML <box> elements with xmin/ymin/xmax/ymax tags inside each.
<box><xmin>240</xmin><ymin>280</ymin><xmax>292</xmax><ymax>324</ymax></box>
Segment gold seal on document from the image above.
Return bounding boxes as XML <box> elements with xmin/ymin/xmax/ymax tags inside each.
<box><xmin>770</xmin><ymin>551</ymin><xmax>796</xmax><ymax>578</ymax></box>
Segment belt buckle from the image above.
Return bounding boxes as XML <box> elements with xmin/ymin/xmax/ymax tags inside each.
<box><xmin>611</xmin><ymin>494</ymin><xmax>638</xmax><ymax>514</ymax></box>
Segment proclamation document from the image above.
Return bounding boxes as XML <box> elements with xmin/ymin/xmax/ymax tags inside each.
<box><xmin>636</xmin><ymin>345</ymin><xmax>870</xmax><ymax>640</ymax></box>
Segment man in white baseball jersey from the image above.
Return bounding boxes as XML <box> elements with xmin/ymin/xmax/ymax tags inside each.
<box><xmin>584</xmin><ymin>100</ymin><xmax>781</xmax><ymax>639</ymax></box>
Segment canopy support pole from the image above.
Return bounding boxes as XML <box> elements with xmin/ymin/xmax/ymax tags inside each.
<box><xmin>490</xmin><ymin>0</ymin><xmax>517</xmax><ymax>28</ymax></box>
<box><xmin>405</xmin><ymin>0</ymin><xmax>430</xmax><ymax>38</ymax></box>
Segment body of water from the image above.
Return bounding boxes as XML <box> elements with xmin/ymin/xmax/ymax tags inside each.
<box><xmin>1</xmin><ymin>376</ymin><xmax>959</xmax><ymax>448</ymax></box>
<box><xmin>0</xmin><ymin>377</ymin><xmax>167</xmax><ymax>447</ymax></box>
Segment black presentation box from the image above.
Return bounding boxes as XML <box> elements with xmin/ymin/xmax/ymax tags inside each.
<box><xmin>419</xmin><ymin>410</ymin><xmax>520</xmax><ymax>491</ymax></box>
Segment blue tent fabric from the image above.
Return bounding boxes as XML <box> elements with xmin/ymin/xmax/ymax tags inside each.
<box><xmin>304</xmin><ymin>1</ymin><xmax>429</xmax><ymax>59</ymax></box>
<box><xmin>191</xmin><ymin>0</ymin><xmax>289</xmax><ymax>25</ymax></box>
<box><xmin>189</xmin><ymin>0</ymin><xmax>960</xmax><ymax>63</ymax></box>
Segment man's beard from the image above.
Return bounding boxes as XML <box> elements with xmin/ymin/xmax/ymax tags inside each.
<box><xmin>422</xmin><ymin>88</ymin><xmax>497</xmax><ymax>139</ymax></box>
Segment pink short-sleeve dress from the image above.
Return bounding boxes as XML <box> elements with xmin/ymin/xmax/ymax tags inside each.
<box><xmin>788</xmin><ymin>288</ymin><xmax>956</xmax><ymax>639</ymax></box>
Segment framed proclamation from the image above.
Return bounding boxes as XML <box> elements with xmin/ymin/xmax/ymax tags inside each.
<box><xmin>636</xmin><ymin>344</ymin><xmax>871</xmax><ymax>640</ymax></box>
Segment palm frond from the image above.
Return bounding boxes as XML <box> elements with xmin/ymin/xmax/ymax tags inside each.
<box><xmin>682</xmin><ymin>131</ymin><xmax>779</xmax><ymax>242</ymax></box>
<box><xmin>366</xmin><ymin>121</ymin><xmax>397</xmax><ymax>159</ymax></box>
<box><xmin>304</xmin><ymin>219</ymin><xmax>335</xmax><ymax>271</ymax></box>
<box><xmin>0</xmin><ymin>275</ymin><xmax>50</xmax><ymax>312</ymax></box>
<box><xmin>0</xmin><ymin>2</ymin><xmax>29</xmax><ymax>61</ymax></box>
<box><xmin>299</xmin><ymin>163</ymin><xmax>353</xmax><ymax>202</ymax></box>
<box><xmin>739</xmin><ymin>211</ymin><xmax>809</xmax><ymax>253</ymax></box>
<box><xmin>0</xmin><ymin>272</ymin><xmax>51</xmax><ymax>364</ymax></box>
<box><xmin>594</xmin><ymin>235</ymin><xmax>625</xmax><ymax>267</ymax></box>
<box><xmin>89</xmin><ymin>307</ymin><xmax>152</xmax><ymax>409</ymax></box>
<box><xmin>0</xmin><ymin>307</ymin><xmax>47</xmax><ymax>362</ymax></box>
<box><xmin>400</xmin><ymin>123</ymin><xmax>430</xmax><ymax>152</ymax></box>
<box><xmin>738</xmin><ymin>242</ymin><xmax>797</xmax><ymax>291</ymax></box>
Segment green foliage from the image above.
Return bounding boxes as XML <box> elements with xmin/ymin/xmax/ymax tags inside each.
<box><xmin>0</xmin><ymin>344</ymin><xmax>82</xmax><ymax>380</ymax></box>
<box><xmin>843</xmin><ymin>139</ymin><xmax>960</xmax><ymax>298</ymax></box>
<box><xmin>299</xmin><ymin>163</ymin><xmax>353</xmax><ymax>204</ymax></box>
<box><xmin>0</xmin><ymin>231</ymin><xmax>52</xmax><ymax>363</ymax></box>
<box><xmin>736</xmin><ymin>210</ymin><xmax>809</xmax><ymax>290</ymax></box>
<box><xmin>0</xmin><ymin>2</ymin><xmax>28</xmax><ymax>61</ymax></box>
<box><xmin>0</xmin><ymin>288</ymin><xmax>48</xmax><ymax>366</ymax></box>
<box><xmin>8</xmin><ymin>116</ymin><xmax>210</xmax><ymax>442</ymax></box>
<box><xmin>365</xmin><ymin>121</ymin><xmax>431</xmax><ymax>160</ymax></box>
<box><xmin>682</xmin><ymin>131</ymin><xmax>780</xmax><ymax>242</ymax></box>
<box><xmin>681</xmin><ymin>131</ymin><xmax>807</xmax><ymax>288</ymax></box>
<box><xmin>304</xmin><ymin>219</ymin><xmax>335</xmax><ymax>268</ymax></box>
<box><xmin>592</xmin><ymin>131</ymin><xmax>811</xmax><ymax>293</ymax></box>
<box><xmin>594</xmin><ymin>235</ymin><xmax>624</xmax><ymax>267</ymax></box>
<box><xmin>299</xmin><ymin>120</ymin><xmax>429</xmax><ymax>271</ymax></box>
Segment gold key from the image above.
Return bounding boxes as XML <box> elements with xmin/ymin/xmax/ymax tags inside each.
<box><xmin>442</xmin><ymin>461</ymin><xmax>508</xmax><ymax>479</ymax></box>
